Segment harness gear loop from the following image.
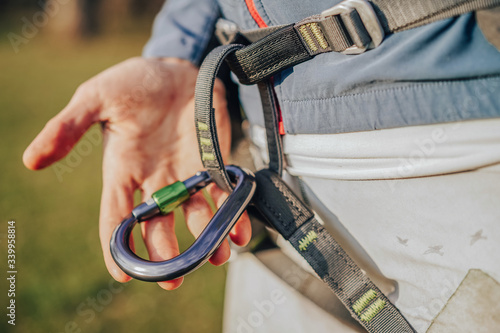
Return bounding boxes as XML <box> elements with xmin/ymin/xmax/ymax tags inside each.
<box><xmin>195</xmin><ymin>44</ymin><xmax>246</xmax><ymax>193</ymax></box>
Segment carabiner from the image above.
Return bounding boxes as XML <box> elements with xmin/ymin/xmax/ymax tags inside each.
<box><xmin>110</xmin><ymin>165</ymin><xmax>256</xmax><ymax>282</ymax></box>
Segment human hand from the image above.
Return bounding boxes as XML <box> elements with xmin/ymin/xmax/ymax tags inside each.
<box><xmin>23</xmin><ymin>57</ymin><xmax>251</xmax><ymax>290</ymax></box>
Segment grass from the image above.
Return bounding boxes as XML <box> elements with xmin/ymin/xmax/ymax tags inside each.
<box><xmin>0</xmin><ymin>17</ymin><xmax>226</xmax><ymax>333</ymax></box>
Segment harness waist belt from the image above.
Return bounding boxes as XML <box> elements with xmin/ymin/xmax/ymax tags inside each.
<box><xmin>224</xmin><ymin>0</ymin><xmax>500</xmax><ymax>85</ymax></box>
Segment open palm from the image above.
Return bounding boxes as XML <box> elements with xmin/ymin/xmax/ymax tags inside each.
<box><xmin>23</xmin><ymin>57</ymin><xmax>251</xmax><ymax>290</ymax></box>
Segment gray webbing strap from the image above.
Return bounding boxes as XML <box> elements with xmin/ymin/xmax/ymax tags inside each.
<box><xmin>252</xmin><ymin>169</ymin><xmax>416</xmax><ymax>332</ymax></box>
<box><xmin>373</xmin><ymin>0</ymin><xmax>500</xmax><ymax>32</ymax></box>
<box><xmin>257</xmin><ymin>80</ymin><xmax>283</xmax><ymax>176</ymax></box>
<box><xmin>195</xmin><ymin>44</ymin><xmax>245</xmax><ymax>193</ymax></box>
<box><xmin>234</xmin><ymin>142</ymin><xmax>361</xmax><ymax>328</ymax></box>
<box><xmin>254</xmin><ymin>248</ymin><xmax>363</xmax><ymax>329</ymax></box>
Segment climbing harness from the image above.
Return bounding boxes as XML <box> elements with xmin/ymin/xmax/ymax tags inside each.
<box><xmin>111</xmin><ymin>0</ymin><xmax>500</xmax><ymax>331</ymax></box>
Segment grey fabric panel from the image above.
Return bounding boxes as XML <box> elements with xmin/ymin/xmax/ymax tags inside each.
<box><xmin>233</xmin><ymin>11</ymin><xmax>500</xmax><ymax>135</ymax></box>
<box><xmin>278</xmin><ymin>75</ymin><xmax>500</xmax><ymax>134</ymax></box>
<box><xmin>269</xmin><ymin>12</ymin><xmax>500</xmax><ymax>134</ymax></box>
<box><xmin>226</xmin><ymin>0</ymin><xmax>500</xmax><ymax>85</ymax></box>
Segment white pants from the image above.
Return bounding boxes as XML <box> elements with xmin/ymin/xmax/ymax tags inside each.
<box><xmin>224</xmin><ymin>119</ymin><xmax>500</xmax><ymax>333</ymax></box>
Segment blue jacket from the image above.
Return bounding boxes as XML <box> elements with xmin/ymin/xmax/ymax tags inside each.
<box><xmin>143</xmin><ymin>0</ymin><xmax>500</xmax><ymax>135</ymax></box>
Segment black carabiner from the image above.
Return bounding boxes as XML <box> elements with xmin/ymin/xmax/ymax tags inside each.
<box><xmin>110</xmin><ymin>165</ymin><xmax>256</xmax><ymax>282</ymax></box>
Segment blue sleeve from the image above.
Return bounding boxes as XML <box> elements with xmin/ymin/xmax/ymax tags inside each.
<box><xmin>142</xmin><ymin>0</ymin><xmax>220</xmax><ymax>66</ymax></box>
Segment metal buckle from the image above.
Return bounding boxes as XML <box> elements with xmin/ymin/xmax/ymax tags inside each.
<box><xmin>215</xmin><ymin>18</ymin><xmax>240</xmax><ymax>45</ymax></box>
<box><xmin>110</xmin><ymin>165</ymin><xmax>256</xmax><ymax>282</ymax></box>
<box><xmin>321</xmin><ymin>0</ymin><xmax>384</xmax><ymax>55</ymax></box>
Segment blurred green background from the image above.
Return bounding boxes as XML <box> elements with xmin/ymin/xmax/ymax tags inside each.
<box><xmin>0</xmin><ymin>1</ymin><xmax>226</xmax><ymax>332</ymax></box>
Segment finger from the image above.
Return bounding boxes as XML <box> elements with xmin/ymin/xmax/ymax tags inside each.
<box><xmin>142</xmin><ymin>214</ymin><xmax>184</xmax><ymax>290</ymax></box>
<box><xmin>141</xmin><ymin>174</ymin><xmax>183</xmax><ymax>290</ymax></box>
<box><xmin>99</xmin><ymin>174</ymin><xmax>136</xmax><ymax>283</ymax></box>
<box><xmin>229</xmin><ymin>211</ymin><xmax>252</xmax><ymax>247</ymax></box>
<box><xmin>23</xmin><ymin>82</ymin><xmax>101</xmax><ymax>170</ymax></box>
<box><xmin>208</xmin><ymin>239</ymin><xmax>231</xmax><ymax>266</ymax></box>
<box><xmin>207</xmin><ymin>184</ymin><xmax>252</xmax><ymax>247</ymax></box>
<box><xmin>183</xmin><ymin>192</ymin><xmax>216</xmax><ymax>238</ymax></box>
<box><xmin>182</xmin><ymin>191</ymin><xmax>231</xmax><ymax>266</ymax></box>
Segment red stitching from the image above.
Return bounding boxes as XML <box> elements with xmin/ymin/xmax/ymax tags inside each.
<box><xmin>244</xmin><ymin>0</ymin><xmax>268</xmax><ymax>28</ymax></box>
<box><xmin>243</xmin><ymin>1</ymin><xmax>285</xmax><ymax>133</ymax></box>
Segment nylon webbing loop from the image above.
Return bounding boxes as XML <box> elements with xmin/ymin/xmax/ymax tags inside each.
<box><xmin>195</xmin><ymin>45</ymin><xmax>284</xmax><ymax>191</ymax></box>
<box><xmin>252</xmin><ymin>169</ymin><xmax>416</xmax><ymax>332</ymax></box>
<box><xmin>226</xmin><ymin>0</ymin><xmax>500</xmax><ymax>85</ymax></box>
<box><xmin>227</xmin><ymin>24</ymin><xmax>312</xmax><ymax>85</ymax></box>
<box><xmin>195</xmin><ymin>44</ymin><xmax>245</xmax><ymax>193</ymax></box>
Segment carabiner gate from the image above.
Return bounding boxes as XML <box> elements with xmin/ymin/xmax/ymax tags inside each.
<box><xmin>110</xmin><ymin>165</ymin><xmax>256</xmax><ymax>282</ymax></box>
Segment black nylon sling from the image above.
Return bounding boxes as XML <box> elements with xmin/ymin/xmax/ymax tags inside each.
<box><xmin>194</xmin><ymin>0</ymin><xmax>499</xmax><ymax>331</ymax></box>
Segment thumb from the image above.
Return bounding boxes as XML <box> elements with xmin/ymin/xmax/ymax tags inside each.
<box><xmin>23</xmin><ymin>83</ymin><xmax>101</xmax><ymax>170</ymax></box>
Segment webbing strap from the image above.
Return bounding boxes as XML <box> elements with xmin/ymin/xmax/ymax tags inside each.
<box><xmin>195</xmin><ymin>45</ymin><xmax>284</xmax><ymax>191</ymax></box>
<box><xmin>257</xmin><ymin>80</ymin><xmax>283</xmax><ymax>176</ymax></box>
<box><xmin>252</xmin><ymin>169</ymin><xmax>416</xmax><ymax>332</ymax></box>
<box><xmin>253</xmin><ymin>248</ymin><xmax>362</xmax><ymax>328</ymax></box>
<box><xmin>195</xmin><ymin>44</ymin><xmax>245</xmax><ymax>193</ymax></box>
<box><xmin>227</xmin><ymin>0</ymin><xmax>500</xmax><ymax>85</ymax></box>
<box><xmin>374</xmin><ymin>0</ymin><xmax>500</xmax><ymax>31</ymax></box>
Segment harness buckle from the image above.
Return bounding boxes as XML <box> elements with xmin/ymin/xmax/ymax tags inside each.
<box><xmin>321</xmin><ymin>0</ymin><xmax>384</xmax><ymax>54</ymax></box>
<box><xmin>110</xmin><ymin>165</ymin><xmax>256</xmax><ymax>282</ymax></box>
<box><xmin>215</xmin><ymin>18</ymin><xmax>240</xmax><ymax>45</ymax></box>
